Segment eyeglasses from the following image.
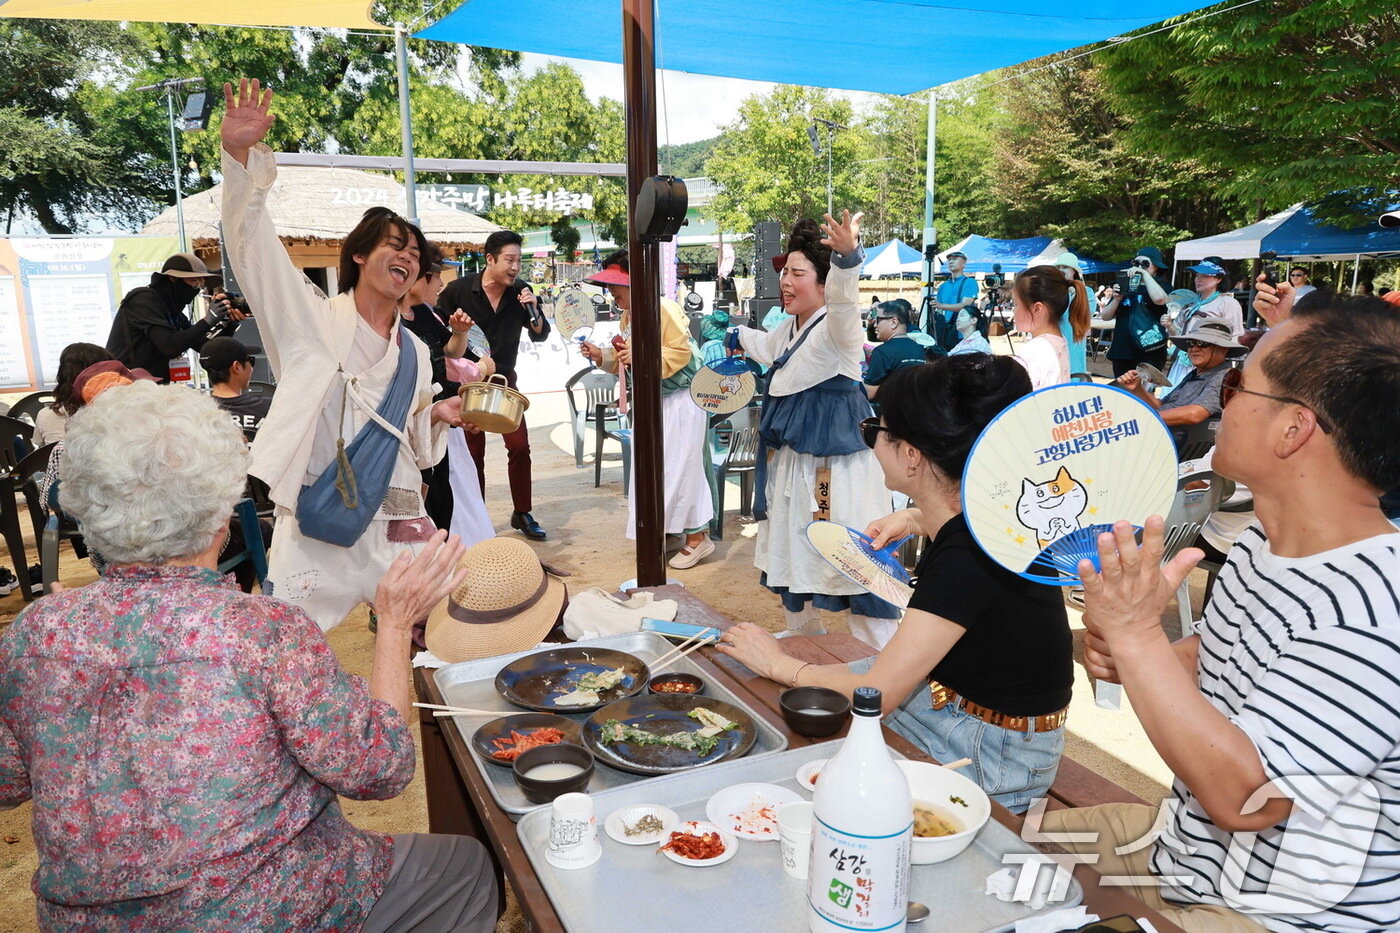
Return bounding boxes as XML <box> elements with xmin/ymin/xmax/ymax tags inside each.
<box><xmin>1184</xmin><ymin>340</ymin><xmax>1215</xmax><ymax>350</ymax></box>
<box><xmin>1288</xmin><ymin>271</ymin><xmax>1307</xmax><ymax>278</ymax></box>
<box><xmin>1130</xmin><ymin>259</ymin><xmax>1153</xmax><ymax>269</ymax></box>
<box><xmin>860</xmin><ymin>417</ymin><xmax>895</xmax><ymax>449</ymax></box>
<box><xmin>1220</xmin><ymin>367</ymin><xmax>1332</xmax><ymax>433</ymax></box>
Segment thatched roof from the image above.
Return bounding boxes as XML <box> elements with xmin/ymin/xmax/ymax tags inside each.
<box><xmin>141</xmin><ymin>165</ymin><xmax>501</xmax><ymax>252</ymax></box>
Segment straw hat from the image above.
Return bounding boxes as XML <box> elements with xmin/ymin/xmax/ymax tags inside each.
<box><xmin>425</xmin><ymin>537</ymin><xmax>568</xmax><ymax>663</ymax></box>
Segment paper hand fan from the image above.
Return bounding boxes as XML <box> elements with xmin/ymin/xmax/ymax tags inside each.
<box><xmin>805</xmin><ymin>521</ymin><xmax>914</xmax><ymax>609</ymax></box>
<box><xmin>689</xmin><ymin>357</ymin><xmax>757</xmax><ymax>415</ymax></box>
<box><xmin>554</xmin><ymin>287</ymin><xmax>593</xmax><ymax>339</ymax></box>
<box><xmin>961</xmin><ymin>383</ymin><xmax>1176</xmax><ymax>586</ymax></box>
<box><xmin>1135</xmin><ymin>363</ymin><xmax>1171</xmax><ymax>387</ymax></box>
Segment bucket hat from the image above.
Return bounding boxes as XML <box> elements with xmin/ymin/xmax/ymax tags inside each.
<box><xmin>425</xmin><ymin>537</ymin><xmax>569</xmax><ymax>663</ymax></box>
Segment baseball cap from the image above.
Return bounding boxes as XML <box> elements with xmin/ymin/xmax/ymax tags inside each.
<box><xmin>945</xmin><ymin>250</ymin><xmax>968</xmax><ymax>260</ymax></box>
<box><xmin>161</xmin><ymin>252</ymin><xmax>221</xmax><ymax>281</ymax></box>
<box><xmin>199</xmin><ymin>337</ymin><xmax>261</xmax><ymax>372</ymax></box>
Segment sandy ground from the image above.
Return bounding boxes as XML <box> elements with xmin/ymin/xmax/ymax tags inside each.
<box><xmin>0</xmin><ymin>375</ymin><xmax>1196</xmax><ymax>932</ymax></box>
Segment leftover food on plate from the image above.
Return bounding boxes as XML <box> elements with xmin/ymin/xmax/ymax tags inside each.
<box><xmin>600</xmin><ymin>708</ymin><xmax>738</xmax><ymax>756</ymax></box>
<box><xmin>555</xmin><ymin>667</ymin><xmax>628</xmax><ymax>707</ymax></box>
<box><xmin>489</xmin><ymin>727</ymin><xmax>567</xmax><ymax>762</ymax></box>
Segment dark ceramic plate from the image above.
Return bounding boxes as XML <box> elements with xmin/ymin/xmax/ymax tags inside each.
<box><xmin>494</xmin><ymin>646</ymin><xmax>649</xmax><ymax>713</ymax></box>
<box><xmin>582</xmin><ymin>694</ymin><xmax>757</xmax><ymax>775</ymax></box>
<box><xmin>470</xmin><ymin>713</ymin><xmax>583</xmax><ymax>768</ymax></box>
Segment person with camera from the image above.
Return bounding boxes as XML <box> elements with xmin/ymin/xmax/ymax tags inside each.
<box><xmin>105</xmin><ymin>252</ymin><xmax>249</xmax><ymax>383</ymax></box>
<box><xmin>1099</xmin><ymin>247</ymin><xmax>1170</xmax><ymax>378</ymax></box>
<box><xmin>928</xmin><ymin>250</ymin><xmax>981</xmax><ymax>351</ymax></box>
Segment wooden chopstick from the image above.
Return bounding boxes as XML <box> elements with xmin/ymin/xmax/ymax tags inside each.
<box><xmin>412</xmin><ymin>702</ymin><xmax>501</xmax><ymax>717</ymax></box>
<box><xmin>941</xmin><ymin>757</ymin><xmax>972</xmax><ymax>771</ymax></box>
<box><xmin>649</xmin><ymin>626</ymin><xmax>717</xmax><ymax>671</ymax></box>
<box><xmin>651</xmin><ymin>634</ymin><xmax>719</xmax><ymax>674</ymax></box>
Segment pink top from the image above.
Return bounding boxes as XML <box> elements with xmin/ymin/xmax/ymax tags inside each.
<box><xmin>1014</xmin><ymin>333</ymin><xmax>1069</xmax><ymax>390</ymax></box>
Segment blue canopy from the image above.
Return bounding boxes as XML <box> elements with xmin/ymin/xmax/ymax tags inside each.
<box><xmin>939</xmin><ymin>234</ymin><xmax>1119</xmax><ymax>275</ymax></box>
<box><xmin>1177</xmin><ymin>203</ymin><xmax>1400</xmax><ymax>262</ymax></box>
<box><xmin>418</xmin><ymin>1</ymin><xmax>1215</xmax><ymax>94</ymax></box>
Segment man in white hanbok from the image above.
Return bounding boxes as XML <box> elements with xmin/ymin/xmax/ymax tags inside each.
<box><xmin>220</xmin><ymin>79</ymin><xmax>468</xmax><ymax>632</ymax></box>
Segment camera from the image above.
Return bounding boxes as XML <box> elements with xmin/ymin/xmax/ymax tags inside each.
<box><xmin>982</xmin><ymin>263</ymin><xmax>1004</xmax><ymax>290</ymax></box>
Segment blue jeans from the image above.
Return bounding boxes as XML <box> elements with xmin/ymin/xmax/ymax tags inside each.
<box><xmin>849</xmin><ymin>661</ymin><xmax>1064</xmax><ymax>814</ymax></box>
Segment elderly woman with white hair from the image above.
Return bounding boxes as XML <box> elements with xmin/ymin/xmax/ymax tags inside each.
<box><xmin>0</xmin><ymin>383</ymin><xmax>497</xmax><ymax>931</ymax></box>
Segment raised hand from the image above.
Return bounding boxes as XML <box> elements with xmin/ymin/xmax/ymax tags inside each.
<box><xmin>448</xmin><ymin>309</ymin><xmax>474</xmax><ymax>335</ymax></box>
<box><xmin>221</xmin><ymin>78</ymin><xmax>275</xmax><ymax>166</ymax></box>
<box><xmin>1252</xmin><ymin>275</ymin><xmax>1295</xmax><ymax>327</ymax></box>
<box><xmin>820</xmin><ymin>209</ymin><xmax>864</xmax><ymax>257</ymax></box>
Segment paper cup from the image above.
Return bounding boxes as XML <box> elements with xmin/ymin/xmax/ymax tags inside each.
<box><xmin>545</xmin><ymin>792</ymin><xmax>602</xmax><ymax>870</ymax></box>
<box><xmin>776</xmin><ymin>800</ymin><xmax>814</xmax><ymax>879</ymax></box>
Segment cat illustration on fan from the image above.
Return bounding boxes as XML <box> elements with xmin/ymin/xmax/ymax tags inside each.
<box><xmin>1015</xmin><ymin>466</ymin><xmax>1088</xmax><ymax>548</ymax></box>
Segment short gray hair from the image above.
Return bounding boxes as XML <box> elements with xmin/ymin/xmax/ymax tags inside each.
<box><xmin>61</xmin><ymin>382</ymin><xmax>248</xmax><ymax>564</ymax></box>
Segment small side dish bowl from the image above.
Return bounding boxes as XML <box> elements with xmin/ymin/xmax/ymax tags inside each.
<box><xmin>779</xmin><ymin>686</ymin><xmax>852</xmax><ymax>737</ymax></box>
<box><xmin>896</xmin><ymin>760</ymin><xmax>991</xmax><ymax>864</ymax></box>
<box><xmin>795</xmin><ymin>757</ymin><xmax>829</xmax><ymax>792</ymax></box>
<box><xmin>512</xmin><ymin>743</ymin><xmax>594</xmax><ymax>804</ymax></box>
<box><xmin>648</xmin><ymin>672</ymin><xmax>705</xmax><ymax>696</ymax></box>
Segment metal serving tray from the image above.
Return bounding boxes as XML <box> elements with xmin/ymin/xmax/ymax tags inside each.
<box><xmin>517</xmin><ymin>743</ymin><xmax>1083</xmax><ymax>933</ymax></box>
<box><xmin>433</xmin><ymin>631</ymin><xmax>789</xmax><ymax>819</ymax></box>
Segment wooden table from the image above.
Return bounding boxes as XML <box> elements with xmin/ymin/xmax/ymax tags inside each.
<box><xmin>416</xmin><ymin>590</ymin><xmax>1181</xmax><ymax>932</ymax></box>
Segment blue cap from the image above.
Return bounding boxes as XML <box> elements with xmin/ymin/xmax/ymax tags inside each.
<box><xmin>1186</xmin><ymin>261</ymin><xmax>1227</xmax><ymax>278</ymax></box>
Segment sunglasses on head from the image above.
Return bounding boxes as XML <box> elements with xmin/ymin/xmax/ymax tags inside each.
<box><xmin>860</xmin><ymin>417</ymin><xmax>895</xmax><ymax>449</ymax></box>
<box><xmin>1220</xmin><ymin>367</ymin><xmax>1332</xmax><ymax>433</ymax></box>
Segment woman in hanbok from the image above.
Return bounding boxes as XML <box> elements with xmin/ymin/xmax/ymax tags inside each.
<box><xmin>728</xmin><ymin>211</ymin><xmax>899</xmax><ymax>648</ymax></box>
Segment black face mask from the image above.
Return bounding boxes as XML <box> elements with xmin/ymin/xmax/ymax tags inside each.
<box><xmin>167</xmin><ymin>277</ymin><xmax>201</xmax><ymax>308</ymax></box>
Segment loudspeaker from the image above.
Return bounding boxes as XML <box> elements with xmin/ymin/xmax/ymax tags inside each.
<box><xmin>753</xmin><ymin>221</ymin><xmax>782</xmax><ymax>299</ymax></box>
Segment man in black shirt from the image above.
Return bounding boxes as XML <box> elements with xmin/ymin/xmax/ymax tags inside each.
<box><xmin>436</xmin><ymin>230</ymin><xmax>550</xmax><ymax>540</ymax></box>
<box><xmin>106</xmin><ymin>252</ymin><xmax>247</xmax><ymax>382</ymax></box>
<box><xmin>199</xmin><ymin>337</ymin><xmax>270</xmax><ymax>440</ymax></box>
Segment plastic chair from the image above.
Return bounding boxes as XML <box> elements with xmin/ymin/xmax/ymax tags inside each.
<box><xmin>565</xmin><ymin>368</ymin><xmax>623</xmax><ymax>472</ymax></box>
<box><xmin>7</xmin><ymin>391</ymin><xmax>56</xmax><ymax>427</ymax></box>
<box><xmin>1164</xmin><ymin>469</ymin><xmax>1226</xmax><ymax>638</ymax></box>
<box><xmin>40</xmin><ymin>505</ymin><xmax>86</xmax><ymax>595</ymax></box>
<box><xmin>594</xmin><ymin>403</ymin><xmax>631</xmax><ymax>492</ymax></box>
<box><xmin>217</xmin><ymin>498</ymin><xmax>268</xmax><ymax>586</ymax></box>
<box><xmin>1172</xmin><ymin>417</ymin><xmax>1219</xmax><ymax>462</ymax></box>
<box><xmin>708</xmin><ymin>407</ymin><xmax>761</xmax><ymax>540</ymax></box>
<box><xmin>3</xmin><ymin>442</ymin><xmax>54</xmax><ymax>602</ymax></box>
<box><xmin>1</xmin><ymin>414</ymin><xmax>35</xmax><ymax>466</ymax></box>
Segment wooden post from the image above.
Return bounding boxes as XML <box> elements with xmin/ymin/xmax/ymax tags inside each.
<box><xmin>622</xmin><ymin>0</ymin><xmax>667</xmax><ymax>586</ymax></box>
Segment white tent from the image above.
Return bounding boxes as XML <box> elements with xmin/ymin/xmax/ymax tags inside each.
<box><xmin>1174</xmin><ymin>206</ymin><xmax>1299</xmax><ymax>262</ymax></box>
<box><xmin>861</xmin><ymin>238</ymin><xmax>924</xmax><ymax>277</ymax></box>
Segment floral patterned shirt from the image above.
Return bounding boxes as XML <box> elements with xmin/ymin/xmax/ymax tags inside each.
<box><xmin>0</xmin><ymin>565</ymin><xmax>414</xmax><ymax>930</ymax></box>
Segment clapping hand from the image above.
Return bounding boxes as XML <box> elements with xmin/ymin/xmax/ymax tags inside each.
<box><xmin>819</xmin><ymin>209</ymin><xmax>864</xmax><ymax>257</ymax></box>
<box><xmin>448</xmin><ymin>309</ymin><xmax>474</xmax><ymax>335</ymax></box>
<box><xmin>1078</xmin><ymin>517</ymin><xmax>1201</xmax><ymax>651</ymax></box>
<box><xmin>221</xmin><ymin>78</ymin><xmax>275</xmax><ymax>165</ymax></box>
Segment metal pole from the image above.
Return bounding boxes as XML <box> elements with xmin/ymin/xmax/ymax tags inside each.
<box><xmin>920</xmin><ymin>89</ymin><xmax>937</xmax><ymax>331</ymax></box>
<box><xmin>394</xmin><ymin>22</ymin><xmax>420</xmax><ymax>225</ymax></box>
<box><xmin>826</xmin><ymin>123</ymin><xmax>834</xmax><ymax>216</ymax></box>
<box><xmin>1351</xmin><ymin>253</ymin><xmax>1361</xmax><ymax>294</ymax></box>
<box><xmin>622</xmin><ymin>0</ymin><xmax>667</xmax><ymax>587</ymax></box>
<box><xmin>167</xmin><ymin>89</ymin><xmax>187</xmax><ymax>252</ymax></box>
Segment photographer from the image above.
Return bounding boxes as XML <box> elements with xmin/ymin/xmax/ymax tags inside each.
<box><xmin>105</xmin><ymin>252</ymin><xmax>248</xmax><ymax>383</ymax></box>
<box><xmin>1098</xmin><ymin>246</ymin><xmax>1170</xmax><ymax>378</ymax></box>
<box><xmin>929</xmin><ymin>250</ymin><xmax>980</xmax><ymax>351</ymax></box>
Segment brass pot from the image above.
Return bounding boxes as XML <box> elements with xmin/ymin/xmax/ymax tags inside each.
<box><xmin>458</xmin><ymin>374</ymin><xmax>529</xmax><ymax>434</ymax></box>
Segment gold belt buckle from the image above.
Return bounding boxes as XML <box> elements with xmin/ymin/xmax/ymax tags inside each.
<box><xmin>929</xmin><ymin>682</ymin><xmax>955</xmax><ymax>711</ymax></box>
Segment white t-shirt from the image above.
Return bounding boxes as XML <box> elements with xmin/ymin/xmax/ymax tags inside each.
<box><xmin>1152</xmin><ymin>525</ymin><xmax>1400</xmax><ymax>931</ymax></box>
<box><xmin>1013</xmin><ymin>333</ymin><xmax>1068</xmax><ymax>389</ymax></box>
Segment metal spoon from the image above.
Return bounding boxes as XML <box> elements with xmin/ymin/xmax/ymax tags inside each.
<box><xmin>907</xmin><ymin>901</ymin><xmax>930</xmax><ymax>924</ymax></box>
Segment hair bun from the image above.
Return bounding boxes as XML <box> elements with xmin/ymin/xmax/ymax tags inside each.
<box><xmin>787</xmin><ymin>218</ymin><xmax>826</xmax><ymax>254</ymax></box>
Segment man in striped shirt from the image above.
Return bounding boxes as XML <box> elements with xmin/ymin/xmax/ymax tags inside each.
<box><xmin>1044</xmin><ymin>293</ymin><xmax>1400</xmax><ymax>932</ymax></box>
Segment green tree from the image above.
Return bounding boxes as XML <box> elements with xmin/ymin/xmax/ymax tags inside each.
<box><xmin>860</xmin><ymin>85</ymin><xmax>1006</xmax><ymax>250</ymax></box>
<box><xmin>704</xmin><ymin>86</ymin><xmax>872</xmax><ymax>234</ymax></box>
<box><xmin>1</xmin><ymin>20</ymin><xmax>145</xmax><ymax>233</ymax></box>
<box><xmin>990</xmin><ymin>57</ymin><xmax>1245</xmax><ymax>259</ymax></box>
<box><xmin>1098</xmin><ymin>0</ymin><xmax>1400</xmax><ymax>224</ymax></box>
